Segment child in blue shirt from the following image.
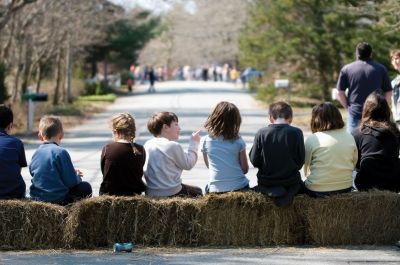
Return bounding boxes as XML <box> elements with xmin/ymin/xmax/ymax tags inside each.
<box><xmin>29</xmin><ymin>115</ymin><xmax>92</xmax><ymax>204</ymax></box>
<box><xmin>0</xmin><ymin>105</ymin><xmax>27</xmax><ymax>199</ymax></box>
<box><xmin>201</xmin><ymin>101</ymin><xmax>249</xmax><ymax>193</ymax></box>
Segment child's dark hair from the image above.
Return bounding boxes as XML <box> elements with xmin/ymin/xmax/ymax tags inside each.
<box><xmin>0</xmin><ymin>104</ymin><xmax>13</xmax><ymax>129</ymax></box>
<box><xmin>269</xmin><ymin>101</ymin><xmax>293</xmax><ymax>120</ymax></box>
<box><xmin>39</xmin><ymin>115</ymin><xmax>63</xmax><ymax>139</ymax></box>
<box><xmin>360</xmin><ymin>91</ymin><xmax>400</xmax><ymax>137</ymax></box>
<box><xmin>204</xmin><ymin>101</ymin><xmax>241</xmax><ymax>140</ymax></box>
<box><xmin>147</xmin><ymin>112</ymin><xmax>178</xmax><ymax>136</ymax></box>
<box><xmin>311</xmin><ymin>102</ymin><xmax>344</xmax><ymax>133</ymax></box>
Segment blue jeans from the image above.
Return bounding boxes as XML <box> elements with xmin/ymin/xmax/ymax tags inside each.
<box><xmin>346</xmin><ymin>111</ymin><xmax>360</xmax><ymax>134</ymax></box>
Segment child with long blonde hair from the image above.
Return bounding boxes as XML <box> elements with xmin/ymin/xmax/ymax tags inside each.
<box><xmin>99</xmin><ymin>112</ymin><xmax>146</xmax><ymax>196</ymax></box>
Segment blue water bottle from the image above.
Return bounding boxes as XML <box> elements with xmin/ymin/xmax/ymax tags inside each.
<box><xmin>113</xmin><ymin>242</ymin><xmax>133</xmax><ymax>253</ymax></box>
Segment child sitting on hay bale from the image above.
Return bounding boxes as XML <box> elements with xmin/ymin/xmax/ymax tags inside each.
<box><xmin>303</xmin><ymin>102</ymin><xmax>357</xmax><ymax>197</ymax></box>
<box><xmin>144</xmin><ymin>112</ymin><xmax>202</xmax><ymax>197</ymax></box>
<box><xmin>99</xmin><ymin>112</ymin><xmax>146</xmax><ymax>196</ymax></box>
<box><xmin>29</xmin><ymin>116</ymin><xmax>92</xmax><ymax>205</ymax></box>
<box><xmin>201</xmin><ymin>101</ymin><xmax>250</xmax><ymax>193</ymax></box>
<box><xmin>352</xmin><ymin>92</ymin><xmax>400</xmax><ymax>192</ymax></box>
<box><xmin>249</xmin><ymin>101</ymin><xmax>305</xmax><ymax>207</ymax></box>
<box><xmin>0</xmin><ymin>105</ymin><xmax>27</xmax><ymax>199</ymax></box>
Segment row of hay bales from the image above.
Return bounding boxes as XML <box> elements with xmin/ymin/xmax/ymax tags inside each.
<box><xmin>1</xmin><ymin>191</ymin><xmax>400</xmax><ymax>249</ymax></box>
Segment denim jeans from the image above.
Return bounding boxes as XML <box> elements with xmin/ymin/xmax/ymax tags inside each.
<box><xmin>346</xmin><ymin>111</ymin><xmax>360</xmax><ymax>134</ymax></box>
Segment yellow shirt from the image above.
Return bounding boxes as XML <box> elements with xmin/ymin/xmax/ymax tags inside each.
<box><xmin>304</xmin><ymin>128</ymin><xmax>357</xmax><ymax>192</ymax></box>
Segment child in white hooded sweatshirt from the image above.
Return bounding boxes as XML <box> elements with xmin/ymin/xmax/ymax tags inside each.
<box><xmin>144</xmin><ymin>111</ymin><xmax>202</xmax><ymax>197</ymax></box>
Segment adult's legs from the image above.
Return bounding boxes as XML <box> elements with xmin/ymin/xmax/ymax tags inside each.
<box><xmin>346</xmin><ymin>112</ymin><xmax>360</xmax><ymax>134</ymax></box>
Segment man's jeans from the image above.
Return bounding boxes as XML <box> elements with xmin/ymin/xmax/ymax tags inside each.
<box><xmin>346</xmin><ymin>111</ymin><xmax>360</xmax><ymax>134</ymax></box>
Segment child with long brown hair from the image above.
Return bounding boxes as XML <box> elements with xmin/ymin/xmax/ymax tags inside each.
<box><xmin>202</xmin><ymin>101</ymin><xmax>249</xmax><ymax>193</ymax></box>
<box><xmin>99</xmin><ymin>112</ymin><xmax>146</xmax><ymax>196</ymax></box>
<box><xmin>352</xmin><ymin>91</ymin><xmax>400</xmax><ymax>192</ymax></box>
<box><xmin>304</xmin><ymin>102</ymin><xmax>357</xmax><ymax>197</ymax></box>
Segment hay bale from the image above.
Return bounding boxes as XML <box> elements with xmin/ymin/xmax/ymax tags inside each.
<box><xmin>65</xmin><ymin>196</ymin><xmax>203</xmax><ymax>248</ymax></box>
<box><xmin>64</xmin><ymin>196</ymin><xmax>112</xmax><ymax>248</ymax></box>
<box><xmin>106</xmin><ymin>196</ymin><xmax>203</xmax><ymax>246</ymax></box>
<box><xmin>199</xmin><ymin>192</ymin><xmax>305</xmax><ymax>246</ymax></box>
<box><xmin>305</xmin><ymin>191</ymin><xmax>400</xmax><ymax>245</ymax></box>
<box><xmin>0</xmin><ymin>199</ymin><xmax>67</xmax><ymax>250</ymax></box>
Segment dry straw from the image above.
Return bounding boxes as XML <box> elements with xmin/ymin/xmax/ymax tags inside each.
<box><xmin>1</xmin><ymin>190</ymin><xmax>400</xmax><ymax>249</ymax></box>
<box><xmin>305</xmin><ymin>190</ymin><xmax>400</xmax><ymax>245</ymax></box>
<box><xmin>0</xmin><ymin>199</ymin><xmax>67</xmax><ymax>250</ymax></box>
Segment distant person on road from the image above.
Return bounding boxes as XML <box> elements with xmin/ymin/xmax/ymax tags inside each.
<box><xmin>202</xmin><ymin>66</ymin><xmax>208</xmax><ymax>81</ymax></box>
<box><xmin>352</xmin><ymin>92</ymin><xmax>400</xmax><ymax>192</ymax></box>
<box><xmin>303</xmin><ymin>103</ymin><xmax>357</xmax><ymax>198</ymax></box>
<box><xmin>390</xmin><ymin>49</ymin><xmax>400</xmax><ymax>121</ymax></box>
<box><xmin>0</xmin><ymin>105</ymin><xmax>27</xmax><ymax>199</ymax></box>
<box><xmin>29</xmin><ymin>116</ymin><xmax>92</xmax><ymax>205</ymax></box>
<box><xmin>144</xmin><ymin>112</ymin><xmax>202</xmax><ymax>197</ymax></box>
<box><xmin>337</xmin><ymin>42</ymin><xmax>392</xmax><ymax>133</ymax></box>
<box><xmin>127</xmin><ymin>64</ymin><xmax>135</xmax><ymax>92</ymax></box>
<box><xmin>99</xmin><ymin>113</ymin><xmax>146</xmax><ymax>196</ymax></box>
<box><xmin>249</xmin><ymin>101</ymin><xmax>305</xmax><ymax>207</ymax></box>
<box><xmin>147</xmin><ymin>67</ymin><xmax>156</xmax><ymax>93</ymax></box>
<box><xmin>201</xmin><ymin>102</ymin><xmax>250</xmax><ymax>193</ymax></box>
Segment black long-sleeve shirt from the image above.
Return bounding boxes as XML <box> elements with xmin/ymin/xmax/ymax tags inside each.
<box><xmin>100</xmin><ymin>142</ymin><xmax>146</xmax><ymax>196</ymax></box>
<box><xmin>352</xmin><ymin>125</ymin><xmax>400</xmax><ymax>192</ymax></box>
<box><xmin>249</xmin><ymin>124</ymin><xmax>305</xmax><ymax>186</ymax></box>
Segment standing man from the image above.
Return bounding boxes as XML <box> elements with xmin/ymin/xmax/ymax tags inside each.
<box><xmin>337</xmin><ymin>42</ymin><xmax>392</xmax><ymax>133</ymax></box>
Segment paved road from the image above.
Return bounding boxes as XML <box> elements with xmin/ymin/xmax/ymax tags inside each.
<box><xmin>1</xmin><ymin>247</ymin><xmax>399</xmax><ymax>264</ymax></box>
<box><xmin>21</xmin><ymin>81</ymin><xmax>274</xmax><ymax>196</ymax></box>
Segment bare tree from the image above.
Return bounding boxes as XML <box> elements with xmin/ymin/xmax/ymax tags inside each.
<box><xmin>138</xmin><ymin>0</ymin><xmax>250</xmax><ymax>69</ymax></box>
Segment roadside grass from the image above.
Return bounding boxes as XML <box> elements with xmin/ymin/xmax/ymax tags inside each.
<box><xmin>78</xmin><ymin>94</ymin><xmax>117</xmax><ymax>102</ymax></box>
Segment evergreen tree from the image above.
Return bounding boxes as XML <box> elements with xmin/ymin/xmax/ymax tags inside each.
<box><xmin>239</xmin><ymin>0</ymin><xmax>399</xmax><ymax>100</ymax></box>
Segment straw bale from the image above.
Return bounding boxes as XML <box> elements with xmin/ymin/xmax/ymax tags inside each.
<box><xmin>0</xmin><ymin>199</ymin><xmax>67</xmax><ymax>250</ymax></box>
<box><xmin>199</xmin><ymin>192</ymin><xmax>305</xmax><ymax>246</ymax></box>
<box><xmin>64</xmin><ymin>196</ymin><xmax>112</xmax><ymax>248</ymax></box>
<box><xmin>106</xmin><ymin>196</ymin><xmax>203</xmax><ymax>246</ymax></box>
<box><xmin>65</xmin><ymin>196</ymin><xmax>204</xmax><ymax>248</ymax></box>
<box><xmin>305</xmin><ymin>191</ymin><xmax>400</xmax><ymax>245</ymax></box>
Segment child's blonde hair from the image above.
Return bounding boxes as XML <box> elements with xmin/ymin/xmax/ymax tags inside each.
<box><xmin>111</xmin><ymin>112</ymin><xmax>136</xmax><ymax>142</ymax></box>
<box><xmin>39</xmin><ymin>115</ymin><xmax>63</xmax><ymax>139</ymax></box>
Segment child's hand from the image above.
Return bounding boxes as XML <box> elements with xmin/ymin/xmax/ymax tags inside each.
<box><xmin>191</xmin><ymin>130</ymin><xmax>201</xmax><ymax>143</ymax></box>
<box><xmin>76</xmin><ymin>169</ymin><xmax>83</xmax><ymax>178</ymax></box>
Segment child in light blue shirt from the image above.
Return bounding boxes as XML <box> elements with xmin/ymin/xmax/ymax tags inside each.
<box><xmin>201</xmin><ymin>101</ymin><xmax>249</xmax><ymax>193</ymax></box>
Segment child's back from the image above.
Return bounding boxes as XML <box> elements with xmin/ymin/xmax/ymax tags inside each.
<box><xmin>249</xmin><ymin>101</ymin><xmax>304</xmax><ymax>207</ymax></box>
<box><xmin>29</xmin><ymin>115</ymin><xmax>91</xmax><ymax>204</ymax></box>
<box><xmin>202</xmin><ymin>101</ymin><xmax>249</xmax><ymax>193</ymax></box>
<box><xmin>0</xmin><ymin>131</ymin><xmax>27</xmax><ymax>199</ymax></box>
<box><xmin>250</xmin><ymin>124</ymin><xmax>304</xmax><ymax>186</ymax></box>
<box><xmin>0</xmin><ymin>105</ymin><xmax>27</xmax><ymax>199</ymax></box>
<box><xmin>30</xmin><ymin>142</ymin><xmax>80</xmax><ymax>202</ymax></box>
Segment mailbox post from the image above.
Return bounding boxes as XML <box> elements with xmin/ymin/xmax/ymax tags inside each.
<box><xmin>21</xmin><ymin>87</ymin><xmax>48</xmax><ymax>133</ymax></box>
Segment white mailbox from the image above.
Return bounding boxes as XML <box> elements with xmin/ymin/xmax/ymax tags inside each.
<box><xmin>274</xmin><ymin>79</ymin><xmax>290</xmax><ymax>89</ymax></box>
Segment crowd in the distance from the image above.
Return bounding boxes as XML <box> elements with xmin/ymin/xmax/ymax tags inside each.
<box><xmin>0</xmin><ymin>42</ymin><xmax>399</xmax><ymax>207</ymax></box>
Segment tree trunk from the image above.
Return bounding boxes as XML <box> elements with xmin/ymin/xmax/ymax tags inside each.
<box><xmin>35</xmin><ymin>62</ymin><xmax>43</xmax><ymax>93</ymax></box>
<box><xmin>53</xmin><ymin>49</ymin><xmax>63</xmax><ymax>105</ymax></box>
<box><xmin>21</xmin><ymin>39</ymin><xmax>33</xmax><ymax>95</ymax></box>
<box><xmin>64</xmin><ymin>33</ymin><xmax>73</xmax><ymax>103</ymax></box>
